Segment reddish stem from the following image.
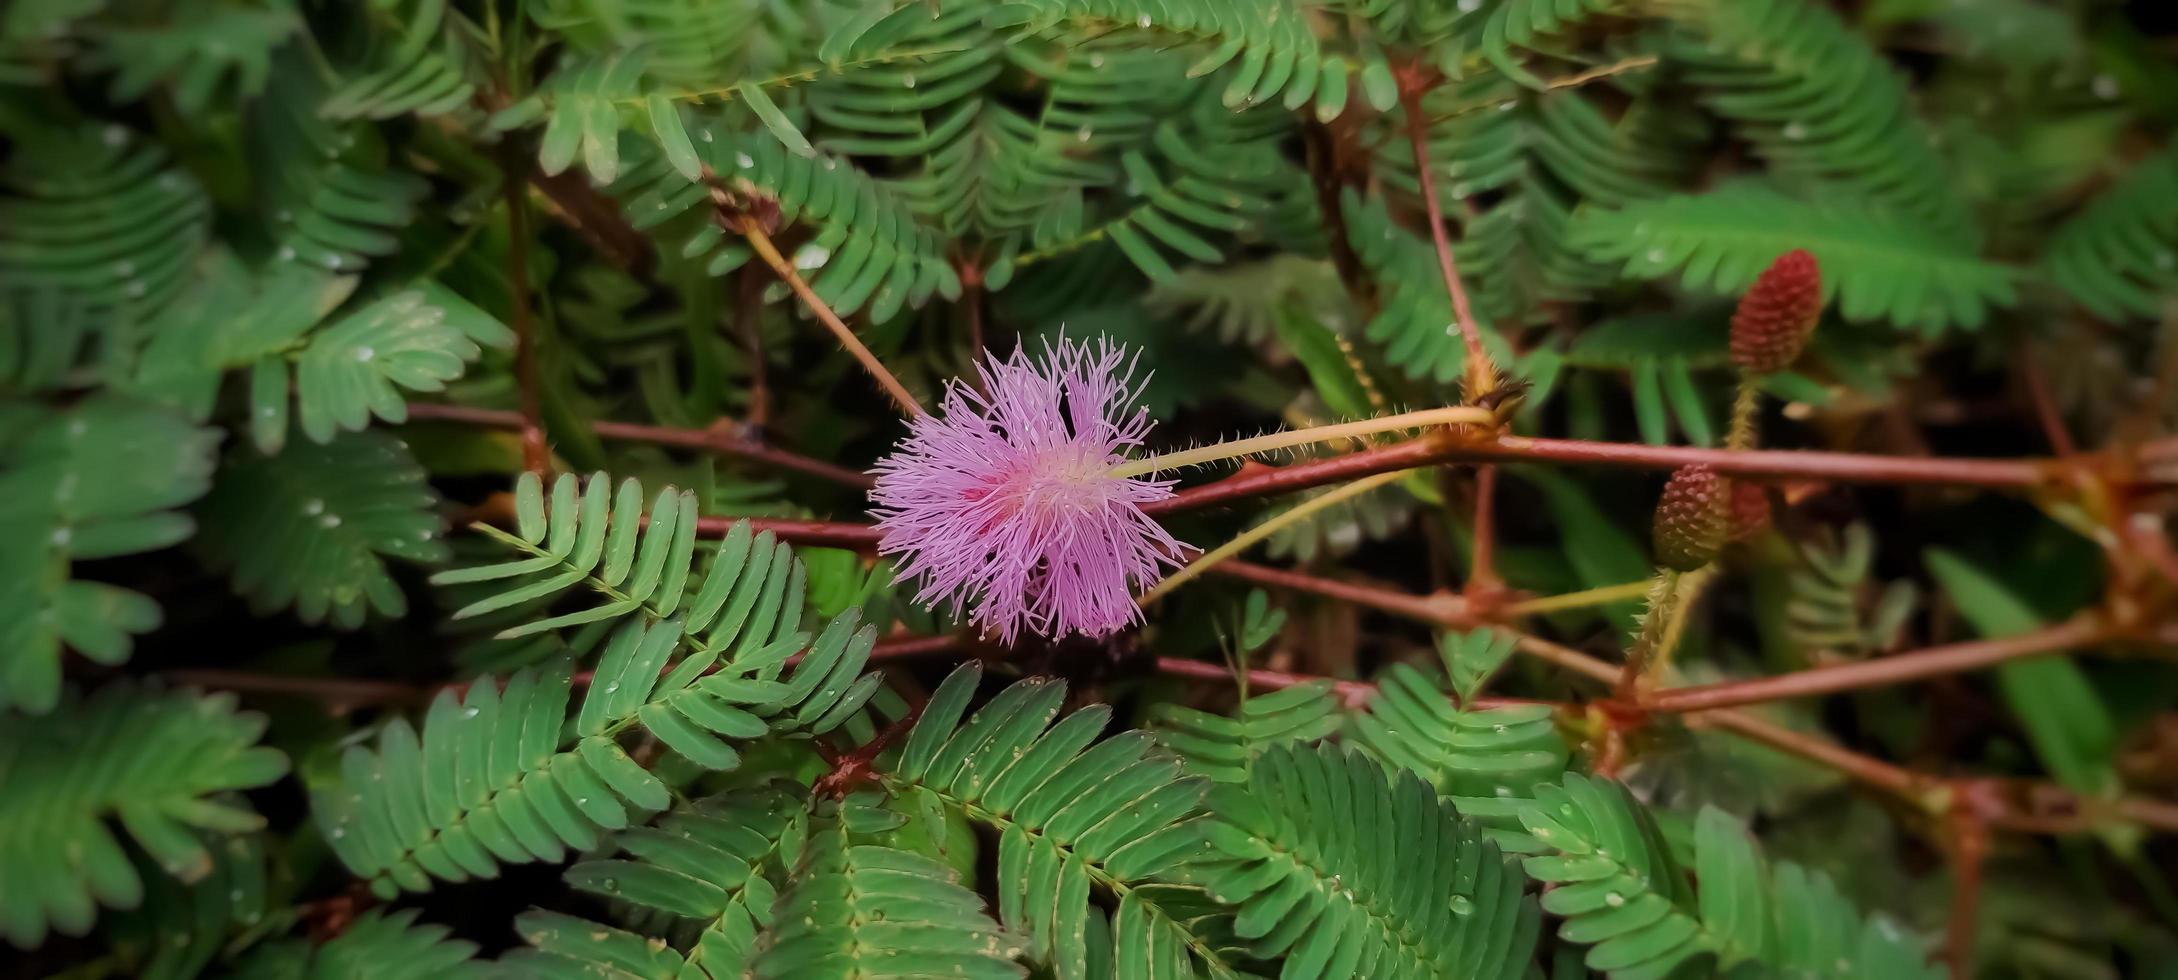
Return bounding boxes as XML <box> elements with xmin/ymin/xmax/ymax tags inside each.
<box><xmin>1397</xmin><ymin>68</ymin><xmax>1493</xmax><ymax>392</ymax></box>
<box><xmin>1468</xmin><ymin>464</ymin><xmax>1502</xmax><ymax>596</ymax></box>
<box><xmin>1147</xmin><ymin>432</ymin><xmax>2073</xmax><ymax>515</ymax></box>
<box><xmin>501</xmin><ymin>148</ymin><xmax>549</xmax><ymax>475</ymax></box>
<box><xmin>1643</xmin><ymin>616</ymin><xmax>2113</xmax><ymax>714</ymax></box>
<box><xmin>404</xmin><ymin>403</ymin><xmax>872</xmax><ymax>489</ymax></box>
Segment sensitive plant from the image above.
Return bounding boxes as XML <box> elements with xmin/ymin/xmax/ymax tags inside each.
<box><xmin>4</xmin><ymin>1</ymin><xmax>2178</xmax><ymax>979</ymax></box>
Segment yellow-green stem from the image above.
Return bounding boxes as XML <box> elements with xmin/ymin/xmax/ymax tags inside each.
<box><xmin>1617</xmin><ymin>570</ymin><xmax>1683</xmax><ymax>699</ymax></box>
<box><xmin>1138</xmin><ymin>472</ymin><xmax>1404</xmax><ymax>607</ymax></box>
<box><xmin>1727</xmin><ymin>370</ymin><xmax>1762</xmax><ymax>452</ymax></box>
<box><xmin>1502</xmin><ymin>580</ymin><xmax>1654</xmax><ymax>617</ymax></box>
<box><xmin>1652</xmin><ymin>564</ymin><xmax>1718</xmax><ymax>682</ymax></box>
<box><xmin>1109</xmin><ymin>406</ymin><xmax>1493</xmax><ymax>479</ymax></box>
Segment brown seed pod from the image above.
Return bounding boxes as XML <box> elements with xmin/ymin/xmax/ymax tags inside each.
<box><xmin>1730</xmin><ymin>249</ymin><xmax>1823</xmax><ymax>374</ymax></box>
<box><xmin>1653</xmin><ymin>464</ymin><xmax>1728</xmax><ymax>572</ymax></box>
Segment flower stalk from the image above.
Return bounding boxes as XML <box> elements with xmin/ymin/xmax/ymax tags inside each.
<box><xmin>1109</xmin><ymin>405</ymin><xmax>1495</xmax><ymax>478</ymax></box>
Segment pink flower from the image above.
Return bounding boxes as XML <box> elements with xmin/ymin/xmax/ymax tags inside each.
<box><xmin>870</xmin><ymin>337</ymin><xmax>1191</xmax><ymax>644</ymax></box>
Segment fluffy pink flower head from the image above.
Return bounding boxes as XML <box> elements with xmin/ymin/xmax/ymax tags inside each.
<box><xmin>870</xmin><ymin>336</ymin><xmax>1191</xmax><ymax>644</ymax></box>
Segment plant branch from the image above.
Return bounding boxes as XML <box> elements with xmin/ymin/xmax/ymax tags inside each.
<box><xmin>1147</xmin><ymin>431</ymin><xmax>2079</xmax><ymax>514</ymax></box>
<box><xmin>404</xmin><ymin>402</ymin><xmax>873</xmax><ymax>489</ymax></box>
<box><xmin>1643</xmin><ymin>616</ymin><xmax>2115</xmax><ymax>713</ymax></box>
<box><xmin>500</xmin><ymin>146</ymin><xmax>549</xmax><ymax>475</ymax></box>
<box><xmin>729</xmin><ymin>213</ymin><xmax>924</xmax><ymax>417</ymax></box>
<box><xmin>1138</xmin><ymin>472</ymin><xmax>1403</xmax><ymax>607</ymax></box>
<box><xmin>1110</xmin><ymin>406</ymin><xmax>1494</xmax><ymax>478</ymax></box>
<box><xmin>1468</xmin><ymin>464</ymin><xmax>1502</xmax><ymax>595</ymax></box>
<box><xmin>1299</xmin><ymin>115</ymin><xmax>1378</xmax><ymax>317</ymax></box>
<box><xmin>1502</xmin><ymin>581</ymin><xmax>1654</xmax><ymax>616</ymax></box>
<box><xmin>1396</xmin><ymin>66</ymin><xmax>1495</xmax><ymax>396</ymax></box>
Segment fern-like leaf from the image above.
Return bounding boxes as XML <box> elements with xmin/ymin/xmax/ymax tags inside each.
<box><xmin>194</xmin><ymin>429</ymin><xmax>449</xmax><ymax>628</ymax></box>
<box><xmin>229</xmin><ymin>908</ymin><xmax>484</xmax><ymax>980</ymax></box>
<box><xmin>0</xmin><ymin>396</ymin><xmax>220</xmax><ymax>712</ymax></box>
<box><xmin>752</xmin><ymin>822</ymin><xmax>1025</xmax><ymax>979</ymax></box>
<box><xmin>0</xmin><ymin>682</ymin><xmax>288</xmax><ymax>947</ymax></box>
<box><xmin>1573</xmin><ymin>184</ymin><xmax>2019</xmax><ymax>334</ymax></box>
<box><xmin>565</xmin><ymin>786</ymin><xmax>807</xmax><ymax>980</ymax></box>
<box><xmin>496</xmin><ymin>910</ymin><xmax>686</xmax><ymax>978</ymax></box>
<box><xmin>881</xmin><ymin>663</ymin><xmax>1229</xmax><ymax>979</ymax></box>
<box><xmin>1151</xmin><ymin>680</ymin><xmax>1346</xmax><ymax>784</ymax></box>
<box><xmin>1350</xmin><ymin>631</ymin><xmax>1571</xmax><ymax>845</ymax></box>
<box><xmin>320</xmin><ymin>0</ymin><xmax>479</xmax><ymax>121</ymax></box>
<box><xmin>1514</xmin><ymin>773</ymin><xmax>1710</xmax><ymax>979</ymax></box>
<box><xmin>1652</xmin><ymin>0</ymin><xmax>1975</xmax><ymax>238</ymax></box>
<box><xmin>2044</xmin><ymin>144</ymin><xmax>2178</xmax><ymax>321</ymax></box>
<box><xmin>1191</xmin><ymin>742</ymin><xmax>1541</xmax><ymax>979</ymax></box>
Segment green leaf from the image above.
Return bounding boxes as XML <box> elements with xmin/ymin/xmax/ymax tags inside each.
<box><xmin>1925</xmin><ymin>549</ymin><xmax>2120</xmax><ymax>797</ymax></box>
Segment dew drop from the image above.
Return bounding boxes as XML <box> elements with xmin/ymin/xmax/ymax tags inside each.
<box><xmin>330</xmin><ymin>827</ymin><xmax>346</xmax><ymax>839</ymax></box>
<box><xmin>50</xmin><ymin>527</ymin><xmax>71</xmax><ymax>546</ymax></box>
<box><xmin>1076</xmin><ymin>126</ymin><xmax>1093</xmax><ymax>142</ymax></box>
<box><xmin>2092</xmin><ymin>74</ymin><xmax>2120</xmax><ymax>100</ymax></box>
<box><xmin>1646</xmin><ymin>248</ymin><xmax>1666</xmax><ymax>265</ymax></box>
<box><xmin>304</xmin><ymin>498</ymin><xmax>325</xmax><ymax>515</ymax></box>
<box><xmin>353</xmin><ymin>346</ymin><xmax>375</xmax><ymax>362</ymax></box>
<box><xmin>125</xmin><ymin>280</ymin><xmax>147</xmax><ymax>298</ymax></box>
<box><xmin>735</xmin><ymin>152</ymin><xmax>755</xmax><ymax>169</ymax></box>
<box><xmin>112</xmin><ymin>260</ymin><xmax>135</xmax><ymax>276</ymax></box>
<box><xmin>1090</xmin><ymin>54</ymin><xmax>1105</xmax><ymax>68</ymax></box>
<box><xmin>321</xmin><ymin>514</ymin><xmax>343</xmax><ymax>528</ymax></box>
<box><xmin>902</xmin><ymin>74</ymin><xmax>917</xmax><ymax>88</ymax></box>
<box><xmin>103</xmin><ymin>125</ymin><xmax>128</xmax><ymax>147</ymax></box>
<box><xmin>277</xmin><ymin>246</ymin><xmax>297</xmax><ymax>262</ymax></box>
<box><xmin>1137</xmin><ymin>14</ymin><xmax>1152</xmax><ymax>27</ymax></box>
<box><xmin>1458</xmin><ymin>0</ymin><xmax>1482</xmax><ymax>10</ymax></box>
<box><xmin>1450</xmin><ymin>895</ymin><xmax>1474</xmax><ymax>915</ymax></box>
<box><xmin>2156</xmin><ymin>251</ymin><xmax>2175</xmax><ymax>271</ymax></box>
<box><xmin>1783</xmin><ymin>121</ymin><xmax>1807</xmax><ymax>141</ymax></box>
<box><xmin>463</xmin><ymin>706</ymin><xmax>480</xmax><ymax>719</ymax></box>
<box><xmin>1604</xmin><ymin>892</ymin><xmax>1625</xmax><ymax>907</ymax></box>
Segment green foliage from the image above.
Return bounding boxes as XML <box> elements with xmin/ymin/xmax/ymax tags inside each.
<box><xmin>879</xmin><ymin>664</ymin><xmax>1223</xmax><ymax>978</ymax></box>
<box><xmin>0</xmin><ymin>396</ymin><xmax>220</xmax><ymax>711</ymax></box>
<box><xmin>563</xmin><ymin>786</ymin><xmax>806</xmax><ymax>979</ymax></box>
<box><xmin>230</xmin><ymin>908</ymin><xmax>484</xmax><ymax>980</ymax></box>
<box><xmin>2045</xmin><ymin>144</ymin><xmax>2178</xmax><ymax>321</ymax></box>
<box><xmin>1515</xmin><ymin>776</ymin><xmax>1942</xmax><ymax>979</ymax></box>
<box><xmin>1192</xmin><ymin>742</ymin><xmax>1541</xmax><ymax>979</ymax></box>
<box><xmin>196</xmin><ymin>430</ymin><xmax>449</xmax><ymax>627</ymax></box>
<box><xmin>0</xmin><ymin>682</ymin><xmax>287</xmax><ymax>947</ymax></box>
<box><xmin>1575</xmin><ymin>184</ymin><xmax>2019</xmax><ymax>334</ymax></box>
<box><xmin>752</xmin><ymin>821</ymin><xmax>1025</xmax><ymax>979</ymax></box>
<box><xmin>1653</xmin><ymin>0</ymin><xmax>1973</xmax><ymax>238</ymax></box>
<box><xmin>5</xmin><ymin>0</ymin><xmax>2173</xmax><ymax>976</ymax></box>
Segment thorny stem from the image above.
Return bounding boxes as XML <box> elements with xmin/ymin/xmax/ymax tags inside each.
<box><xmin>403</xmin><ymin>402</ymin><xmax>873</xmax><ymax>489</ymax></box>
<box><xmin>731</xmin><ymin>215</ymin><xmax>925</xmax><ymax>418</ymax></box>
<box><xmin>500</xmin><ymin>146</ymin><xmax>549</xmax><ymax>475</ymax></box>
<box><xmin>1397</xmin><ymin>67</ymin><xmax>1496</xmax><ymax>399</ymax></box>
<box><xmin>1137</xmin><ymin>472</ymin><xmax>1405</xmax><ymax>607</ymax></box>
<box><xmin>1109</xmin><ymin>406</ymin><xmax>1496</xmax><ymax>479</ymax></box>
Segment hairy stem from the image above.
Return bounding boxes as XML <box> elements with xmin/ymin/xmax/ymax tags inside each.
<box><xmin>1468</xmin><ymin>464</ymin><xmax>1502</xmax><ymax>594</ymax></box>
<box><xmin>1138</xmin><ymin>472</ymin><xmax>1405</xmax><ymax>606</ymax></box>
<box><xmin>1617</xmin><ymin>571</ymin><xmax>1684</xmax><ymax>699</ymax></box>
<box><xmin>1110</xmin><ymin>406</ymin><xmax>1494</xmax><ymax>479</ymax></box>
<box><xmin>733</xmin><ymin>216</ymin><xmax>924</xmax><ymax>417</ymax></box>
<box><xmin>1727</xmin><ymin>371</ymin><xmax>1762</xmax><ymax>452</ymax></box>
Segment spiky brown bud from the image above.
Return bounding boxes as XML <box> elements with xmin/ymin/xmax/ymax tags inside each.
<box><xmin>1730</xmin><ymin>249</ymin><xmax>1822</xmax><ymax>374</ymax></box>
<box><xmin>1726</xmin><ymin>481</ymin><xmax>1771</xmax><ymax>543</ymax></box>
<box><xmin>1653</xmin><ymin>465</ymin><xmax>1728</xmax><ymax>572</ymax></box>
